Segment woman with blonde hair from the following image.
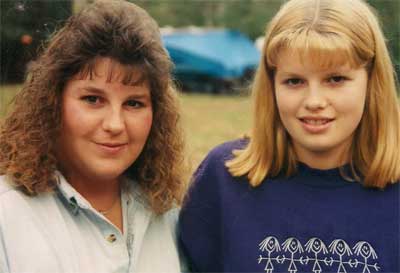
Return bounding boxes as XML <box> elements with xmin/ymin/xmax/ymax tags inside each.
<box><xmin>179</xmin><ymin>0</ymin><xmax>400</xmax><ymax>272</ymax></box>
<box><xmin>0</xmin><ymin>0</ymin><xmax>186</xmax><ymax>272</ymax></box>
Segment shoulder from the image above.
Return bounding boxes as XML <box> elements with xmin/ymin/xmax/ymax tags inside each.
<box><xmin>186</xmin><ymin>139</ymin><xmax>248</xmax><ymax>199</ymax></box>
<box><xmin>163</xmin><ymin>207</ymin><xmax>179</xmax><ymax>228</ymax></box>
<box><xmin>196</xmin><ymin>138</ymin><xmax>248</xmax><ymax>176</ymax></box>
<box><xmin>0</xmin><ymin>175</ymin><xmax>56</xmax><ymax>218</ymax></box>
<box><xmin>0</xmin><ymin>175</ymin><xmax>46</xmax><ymax>205</ymax></box>
<box><xmin>146</xmin><ymin>207</ymin><xmax>181</xmax><ymax>252</ymax></box>
<box><xmin>0</xmin><ymin>176</ymin><xmax>29</xmax><ymax>224</ymax></box>
<box><xmin>382</xmin><ymin>180</ymin><xmax>400</xmax><ymax>194</ymax></box>
<box><xmin>0</xmin><ymin>175</ymin><xmax>18</xmax><ymax>199</ymax></box>
<box><xmin>204</xmin><ymin>138</ymin><xmax>248</xmax><ymax>164</ymax></box>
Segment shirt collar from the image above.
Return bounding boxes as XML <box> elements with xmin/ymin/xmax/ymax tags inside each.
<box><xmin>54</xmin><ymin>171</ymin><xmax>146</xmax><ymax>215</ymax></box>
<box><xmin>55</xmin><ymin>171</ymin><xmax>92</xmax><ymax>215</ymax></box>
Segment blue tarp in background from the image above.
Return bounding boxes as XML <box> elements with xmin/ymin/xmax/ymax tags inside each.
<box><xmin>162</xmin><ymin>29</ymin><xmax>260</xmax><ymax>80</ymax></box>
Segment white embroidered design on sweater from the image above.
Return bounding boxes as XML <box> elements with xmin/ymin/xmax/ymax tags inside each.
<box><xmin>258</xmin><ymin>236</ymin><xmax>380</xmax><ymax>273</ymax></box>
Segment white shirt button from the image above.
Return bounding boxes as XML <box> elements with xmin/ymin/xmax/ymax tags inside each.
<box><xmin>107</xmin><ymin>234</ymin><xmax>117</xmax><ymax>243</ymax></box>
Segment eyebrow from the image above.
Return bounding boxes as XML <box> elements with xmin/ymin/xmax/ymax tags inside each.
<box><xmin>80</xmin><ymin>86</ymin><xmax>151</xmax><ymax>99</ymax></box>
<box><xmin>278</xmin><ymin>68</ymin><xmax>352</xmax><ymax>77</ymax></box>
<box><xmin>276</xmin><ymin>72</ymin><xmax>304</xmax><ymax>78</ymax></box>
<box><xmin>81</xmin><ymin>86</ymin><xmax>106</xmax><ymax>95</ymax></box>
<box><xmin>125</xmin><ymin>93</ymin><xmax>151</xmax><ymax>100</ymax></box>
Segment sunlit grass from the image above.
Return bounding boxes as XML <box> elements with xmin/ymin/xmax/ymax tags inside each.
<box><xmin>0</xmin><ymin>85</ymin><xmax>20</xmax><ymax>118</ymax></box>
<box><xmin>0</xmin><ymin>85</ymin><xmax>252</xmax><ymax>174</ymax></box>
<box><xmin>180</xmin><ymin>92</ymin><xmax>251</xmax><ymax>171</ymax></box>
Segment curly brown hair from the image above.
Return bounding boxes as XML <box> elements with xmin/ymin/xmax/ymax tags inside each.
<box><xmin>0</xmin><ymin>0</ymin><xmax>186</xmax><ymax>214</ymax></box>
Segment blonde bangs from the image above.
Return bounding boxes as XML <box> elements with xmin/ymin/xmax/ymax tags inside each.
<box><xmin>267</xmin><ymin>29</ymin><xmax>366</xmax><ymax>70</ymax></box>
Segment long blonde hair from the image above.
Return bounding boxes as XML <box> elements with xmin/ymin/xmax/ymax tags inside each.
<box><xmin>226</xmin><ymin>0</ymin><xmax>400</xmax><ymax>188</ymax></box>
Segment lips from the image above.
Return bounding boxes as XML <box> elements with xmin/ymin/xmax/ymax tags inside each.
<box><xmin>95</xmin><ymin>142</ymin><xmax>127</xmax><ymax>154</ymax></box>
<box><xmin>299</xmin><ymin>117</ymin><xmax>334</xmax><ymax>133</ymax></box>
<box><xmin>98</xmin><ymin>142</ymin><xmax>126</xmax><ymax>147</ymax></box>
<box><xmin>300</xmin><ymin>118</ymin><xmax>333</xmax><ymax>125</ymax></box>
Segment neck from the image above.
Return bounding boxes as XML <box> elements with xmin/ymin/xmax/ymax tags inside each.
<box><xmin>63</xmin><ymin>172</ymin><xmax>122</xmax><ymax>211</ymax></box>
<box><xmin>294</xmin><ymin>146</ymin><xmax>350</xmax><ymax>170</ymax></box>
<box><xmin>61</xmin><ymin>171</ymin><xmax>124</xmax><ymax>232</ymax></box>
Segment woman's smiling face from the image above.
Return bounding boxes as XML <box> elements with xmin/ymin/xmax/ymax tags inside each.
<box><xmin>56</xmin><ymin>57</ymin><xmax>153</xmax><ymax>184</ymax></box>
<box><xmin>274</xmin><ymin>50</ymin><xmax>368</xmax><ymax>169</ymax></box>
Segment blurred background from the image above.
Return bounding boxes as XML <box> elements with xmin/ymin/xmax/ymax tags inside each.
<box><xmin>1</xmin><ymin>0</ymin><xmax>399</xmax><ymax>172</ymax></box>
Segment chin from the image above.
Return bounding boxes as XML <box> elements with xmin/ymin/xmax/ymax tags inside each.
<box><xmin>91</xmin><ymin>169</ymin><xmax>126</xmax><ymax>182</ymax></box>
<box><xmin>305</xmin><ymin>144</ymin><xmax>339</xmax><ymax>154</ymax></box>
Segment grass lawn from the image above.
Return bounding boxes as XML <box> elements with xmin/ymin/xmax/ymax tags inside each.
<box><xmin>180</xmin><ymin>93</ymin><xmax>251</xmax><ymax>171</ymax></box>
<box><xmin>0</xmin><ymin>85</ymin><xmax>252</xmax><ymax>174</ymax></box>
<box><xmin>0</xmin><ymin>85</ymin><xmax>20</xmax><ymax>117</ymax></box>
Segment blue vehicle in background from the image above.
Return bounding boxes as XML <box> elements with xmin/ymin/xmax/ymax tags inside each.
<box><xmin>162</xmin><ymin>28</ymin><xmax>260</xmax><ymax>93</ymax></box>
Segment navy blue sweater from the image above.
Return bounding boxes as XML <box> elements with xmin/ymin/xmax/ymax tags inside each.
<box><xmin>179</xmin><ymin>140</ymin><xmax>400</xmax><ymax>273</ymax></box>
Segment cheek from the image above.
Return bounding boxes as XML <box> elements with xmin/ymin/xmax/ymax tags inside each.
<box><xmin>126</xmin><ymin>111</ymin><xmax>153</xmax><ymax>139</ymax></box>
<box><xmin>61</xmin><ymin>100</ymin><xmax>95</xmax><ymax>137</ymax></box>
<box><xmin>56</xmin><ymin>100</ymin><xmax>90</xmax><ymax>161</ymax></box>
<box><xmin>143</xmin><ymin>112</ymin><xmax>153</xmax><ymax>135</ymax></box>
<box><xmin>347</xmin><ymin>77</ymin><xmax>367</xmax><ymax>114</ymax></box>
<box><xmin>336</xmin><ymin>88</ymin><xmax>367</xmax><ymax>122</ymax></box>
<box><xmin>275</xmin><ymin>91</ymin><xmax>300</xmax><ymax>119</ymax></box>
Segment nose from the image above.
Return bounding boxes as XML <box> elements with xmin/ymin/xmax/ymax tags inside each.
<box><xmin>304</xmin><ymin>83</ymin><xmax>328</xmax><ymax>111</ymax></box>
<box><xmin>102</xmin><ymin>107</ymin><xmax>124</xmax><ymax>134</ymax></box>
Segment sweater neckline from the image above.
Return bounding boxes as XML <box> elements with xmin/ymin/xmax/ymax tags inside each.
<box><xmin>293</xmin><ymin>162</ymin><xmax>355</xmax><ymax>188</ymax></box>
<box><xmin>297</xmin><ymin>161</ymin><xmax>350</xmax><ymax>176</ymax></box>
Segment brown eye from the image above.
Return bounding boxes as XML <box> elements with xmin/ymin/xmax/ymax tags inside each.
<box><xmin>284</xmin><ymin>78</ymin><xmax>303</xmax><ymax>86</ymax></box>
<box><xmin>125</xmin><ymin>100</ymin><xmax>144</xmax><ymax>108</ymax></box>
<box><xmin>82</xmin><ymin>95</ymin><xmax>100</xmax><ymax>104</ymax></box>
<box><xmin>328</xmin><ymin>76</ymin><xmax>347</xmax><ymax>84</ymax></box>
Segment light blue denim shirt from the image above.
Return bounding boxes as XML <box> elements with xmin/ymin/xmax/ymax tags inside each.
<box><xmin>0</xmin><ymin>173</ymin><xmax>183</xmax><ymax>273</ymax></box>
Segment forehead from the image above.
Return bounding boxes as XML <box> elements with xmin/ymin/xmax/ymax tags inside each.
<box><xmin>274</xmin><ymin>49</ymin><xmax>352</xmax><ymax>73</ymax></box>
<box><xmin>76</xmin><ymin>57</ymin><xmax>148</xmax><ymax>87</ymax></box>
<box><xmin>266</xmin><ymin>29</ymin><xmax>366</xmax><ymax>72</ymax></box>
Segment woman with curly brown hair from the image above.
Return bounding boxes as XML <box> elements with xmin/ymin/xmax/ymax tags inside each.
<box><xmin>0</xmin><ymin>1</ymin><xmax>187</xmax><ymax>272</ymax></box>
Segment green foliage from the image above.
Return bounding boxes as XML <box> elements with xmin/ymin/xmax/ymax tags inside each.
<box><xmin>0</xmin><ymin>1</ymin><xmax>71</xmax><ymax>83</ymax></box>
<box><xmin>367</xmin><ymin>0</ymin><xmax>400</xmax><ymax>76</ymax></box>
<box><xmin>1</xmin><ymin>1</ymin><xmax>398</xmax><ymax>83</ymax></box>
<box><xmin>135</xmin><ymin>0</ymin><xmax>399</xmax><ymax>76</ymax></box>
<box><xmin>134</xmin><ymin>0</ymin><xmax>283</xmax><ymax>39</ymax></box>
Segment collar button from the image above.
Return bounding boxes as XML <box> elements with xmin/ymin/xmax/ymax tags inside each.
<box><xmin>107</xmin><ymin>234</ymin><xmax>117</xmax><ymax>243</ymax></box>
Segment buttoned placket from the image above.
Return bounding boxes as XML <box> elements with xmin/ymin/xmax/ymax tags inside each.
<box><xmin>68</xmin><ymin>196</ymin><xmax>80</xmax><ymax>215</ymax></box>
<box><xmin>90</xmin><ymin>199</ymin><xmax>129</xmax><ymax>248</ymax></box>
<box><xmin>123</xmin><ymin>187</ymin><xmax>136</xmax><ymax>268</ymax></box>
<box><xmin>63</xmin><ymin>184</ymin><xmax>133</xmax><ymax>269</ymax></box>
